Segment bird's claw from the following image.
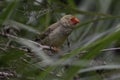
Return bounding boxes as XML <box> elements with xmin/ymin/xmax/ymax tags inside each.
<box><xmin>50</xmin><ymin>47</ymin><xmax>60</xmax><ymax>52</ymax></box>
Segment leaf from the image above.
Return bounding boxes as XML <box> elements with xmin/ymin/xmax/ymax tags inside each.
<box><xmin>0</xmin><ymin>0</ymin><xmax>20</xmax><ymax>25</ymax></box>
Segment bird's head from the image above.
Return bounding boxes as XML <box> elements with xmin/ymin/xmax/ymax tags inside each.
<box><xmin>60</xmin><ymin>15</ymin><xmax>80</xmax><ymax>28</ymax></box>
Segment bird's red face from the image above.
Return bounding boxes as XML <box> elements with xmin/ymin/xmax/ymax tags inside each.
<box><xmin>60</xmin><ymin>15</ymin><xmax>80</xmax><ymax>27</ymax></box>
<box><xmin>70</xmin><ymin>17</ymin><xmax>80</xmax><ymax>25</ymax></box>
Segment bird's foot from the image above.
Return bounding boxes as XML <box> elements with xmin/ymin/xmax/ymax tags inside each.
<box><xmin>50</xmin><ymin>46</ymin><xmax>60</xmax><ymax>52</ymax></box>
<box><xmin>42</xmin><ymin>45</ymin><xmax>60</xmax><ymax>52</ymax></box>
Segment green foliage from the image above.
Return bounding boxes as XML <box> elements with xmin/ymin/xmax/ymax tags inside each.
<box><xmin>0</xmin><ymin>0</ymin><xmax>20</xmax><ymax>25</ymax></box>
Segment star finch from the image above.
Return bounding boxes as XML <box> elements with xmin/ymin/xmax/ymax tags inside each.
<box><xmin>38</xmin><ymin>15</ymin><xmax>80</xmax><ymax>52</ymax></box>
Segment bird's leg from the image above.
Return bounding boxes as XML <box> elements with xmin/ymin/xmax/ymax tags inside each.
<box><xmin>67</xmin><ymin>38</ymin><xmax>71</xmax><ymax>48</ymax></box>
<box><xmin>66</xmin><ymin>38</ymin><xmax>72</xmax><ymax>52</ymax></box>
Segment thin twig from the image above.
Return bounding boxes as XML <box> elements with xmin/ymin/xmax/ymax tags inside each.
<box><xmin>1</xmin><ymin>31</ymin><xmax>120</xmax><ymax>54</ymax></box>
<box><xmin>101</xmin><ymin>48</ymin><xmax>120</xmax><ymax>52</ymax></box>
<box><xmin>0</xmin><ymin>47</ymin><xmax>6</xmax><ymax>51</ymax></box>
<box><xmin>0</xmin><ymin>31</ymin><xmax>54</xmax><ymax>52</ymax></box>
<box><xmin>80</xmin><ymin>47</ymin><xmax>120</xmax><ymax>54</ymax></box>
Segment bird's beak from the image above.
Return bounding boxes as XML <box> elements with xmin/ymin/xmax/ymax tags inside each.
<box><xmin>70</xmin><ymin>17</ymin><xmax>80</xmax><ymax>25</ymax></box>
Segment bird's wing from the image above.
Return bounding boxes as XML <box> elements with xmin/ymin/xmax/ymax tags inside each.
<box><xmin>39</xmin><ymin>21</ymin><xmax>60</xmax><ymax>40</ymax></box>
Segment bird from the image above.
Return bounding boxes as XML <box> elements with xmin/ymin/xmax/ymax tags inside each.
<box><xmin>36</xmin><ymin>14</ymin><xmax>80</xmax><ymax>52</ymax></box>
